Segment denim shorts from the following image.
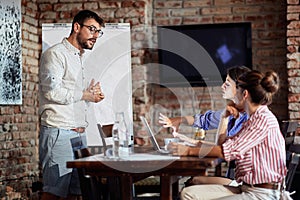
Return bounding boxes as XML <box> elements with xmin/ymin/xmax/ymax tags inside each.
<box><xmin>39</xmin><ymin>126</ymin><xmax>87</xmax><ymax>197</ymax></box>
<box><xmin>42</xmin><ymin>164</ymin><xmax>81</xmax><ymax>197</ymax></box>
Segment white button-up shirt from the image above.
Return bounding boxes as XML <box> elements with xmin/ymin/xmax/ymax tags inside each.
<box><xmin>39</xmin><ymin>38</ymin><xmax>89</xmax><ymax>129</ymax></box>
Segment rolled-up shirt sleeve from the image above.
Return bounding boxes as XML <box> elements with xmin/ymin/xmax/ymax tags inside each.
<box><xmin>193</xmin><ymin>109</ymin><xmax>223</xmax><ymax>130</ymax></box>
<box><xmin>222</xmin><ymin>137</ymin><xmax>244</xmax><ymax>161</ymax></box>
<box><xmin>40</xmin><ymin>49</ymin><xmax>82</xmax><ymax>104</ymax></box>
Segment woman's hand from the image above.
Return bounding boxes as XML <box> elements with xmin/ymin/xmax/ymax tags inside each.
<box><xmin>158</xmin><ymin>113</ymin><xmax>181</xmax><ymax>132</ymax></box>
<box><xmin>167</xmin><ymin>142</ymin><xmax>190</xmax><ymax>156</ymax></box>
<box><xmin>224</xmin><ymin>104</ymin><xmax>239</xmax><ymax>118</ymax></box>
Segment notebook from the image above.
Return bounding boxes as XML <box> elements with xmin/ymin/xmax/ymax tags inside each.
<box><xmin>140</xmin><ymin>116</ymin><xmax>170</xmax><ymax>154</ymax></box>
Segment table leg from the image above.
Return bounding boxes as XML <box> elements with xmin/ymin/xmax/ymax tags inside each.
<box><xmin>172</xmin><ymin>177</ymin><xmax>179</xmax><ymax>197</ymax></box>
<box><xmin>160</xmin><ymin>174</ymin><xmax>172</xmax><ymax>200</ymax></box>
<box><xmin>120</xmin><ymin>175</ymin><xmax>133</xmax><ymax>200</ymax></box>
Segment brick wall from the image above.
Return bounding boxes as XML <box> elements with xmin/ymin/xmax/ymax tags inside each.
<box><xmin>287</xmin><ymin>0</ymin><xmax>300</xmax><ymax>120</ymax></box>
<box><xmin>0</xmin><ymin>0</ymin><xmax>40</xmax><ymax>198</ymax></box>
<box><xmin>150</xmin><ymin>0</ymin><xmax>288</xmax><ymax>123</ymax></box>
<box><xmin>1</xmin><ymin>0</ymin><xmax>151</xmax><ymax>198</ymax></box>
<box><xmin>0</xmin><ymin>0</ymin><xmax>297</xmax><ymax>198</ymax></box>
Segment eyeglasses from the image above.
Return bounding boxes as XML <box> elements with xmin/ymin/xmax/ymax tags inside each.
<box><xmin>81</xmin><ymin>24</ymin><xmax>103</xmax><ymax>38</ymax></box>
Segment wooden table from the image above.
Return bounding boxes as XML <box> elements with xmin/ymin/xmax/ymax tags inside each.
<box><xmin>67</xmin><ymin>152</ymin><xmax>222</xmax><ymax>200</ymax></box>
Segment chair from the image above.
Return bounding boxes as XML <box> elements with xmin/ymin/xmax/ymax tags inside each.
<box><xmin>285</xmin><ymin>151</ymin><xmax>300</xmax><ymax>191</ymax></box>
<box><xmin>97</xmin><ymin>124</ymin><xmax>110</xmax><ymax>156</ymax></box>
<box><xmin>74</xmin><ymin>148</ymin><xmax>108</xmax><ymax>200</ymax></box>
<box><xmin>281</xmin><ymin>120</ymin><xmax>300</xmax><ymax>193</ymax></box>
<box><xmin>97</xmin><ymin>123</ymin><xmax>162</xmax><ymax>199</ymax></box>
<box><xmin>74</xmin><ymin>124</ymin><xmax>121</xmax><ymax>200</ymax></box>
<box><xmin>75</xmin><ymin>147</ymin><xmax>122</xmax><ymax>200</ymax></box>
<box><xmin>280</xmin><ymin>120</ymin><xmax>298</xmax><ymax>150</ymax></box>
<box><xmin>224</xmin><ymin>161</ymin><xmax>235</xmax><ymax>179</ymax></box>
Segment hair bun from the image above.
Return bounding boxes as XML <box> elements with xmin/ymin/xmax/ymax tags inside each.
<box><xmin>260</xmin><ymin>71</ymin><xmax>279</xmax><ymax>93</ymax></box>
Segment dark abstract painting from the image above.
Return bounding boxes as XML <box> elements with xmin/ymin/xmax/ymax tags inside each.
<box><xmin>0</xmin><ymin>0</ymin><xmax>22</xmax><ymax>104</ymax></box>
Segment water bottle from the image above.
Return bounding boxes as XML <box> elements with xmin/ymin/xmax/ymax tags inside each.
<box><xmin>111</xmin><ymin>119</ymin><xmax>120</xmax><ymax>158</ymax></box>
<box><xmin>127</xmin><ymin>121</ymin><xmax>134</xmax><ymax>154</ymax></box>
<box><xmin>116</xmin><ymin>112</ymin><xmax>130</xmax><ymax>157</ymax></box>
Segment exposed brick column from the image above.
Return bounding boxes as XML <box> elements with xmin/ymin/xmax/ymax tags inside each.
<box><xmin>287</xmin><ymin>0</ymin><xmax>300</xmax><ymax>121</ymax></box>
<box><xmin>0</xmin><ymin>0</ymin><xmax>40</xmax><ymax>197</ymax></box>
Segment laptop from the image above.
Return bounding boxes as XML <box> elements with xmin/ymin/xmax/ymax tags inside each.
<box><xmin>140</xmin><ymin>116</ymin><xmax>170</xmax><ymax>154</ymax></box>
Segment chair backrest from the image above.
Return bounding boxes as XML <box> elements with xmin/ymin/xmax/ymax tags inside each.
<box><xmin>96</xmin><ymin>124</ymin><xmax>114</xmax><ymax>156</ymax></box>
<box><xmin>285</xmin><ymin>151</ymin><xmax>300</xmax><ymax>191</ymax></box>
<box><xmin>280</xmin><ymin>120</ymin><xmax>299</xmax><ymax>192</ymax></box>
<box><xmin>97</xmin><ymin>124</ymin><xmax>107</xmax><ymax>150</ymax></box>
<box><xmin>280</xmin><ymin>120</ymin><xmax>298</xmax><ymax>148</ymax></box>
<box><xmin>74</xmin><ymin>148</ymin><xmax>91</xmax><ymax>159</ymax></box>
<box><xmin>101</xmin><ymin>124</ymin><xmax>113</xmax><ymax>137</ymax></box>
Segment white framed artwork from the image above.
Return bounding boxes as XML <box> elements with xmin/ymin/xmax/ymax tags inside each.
<box><xmin>0</xmin><ymin>0</ymin><xmax>22</xmax><ymax>105</ymax></box>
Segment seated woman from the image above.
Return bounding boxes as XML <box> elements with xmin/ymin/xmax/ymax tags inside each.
<box><xmin>168</xmin><ymin>70</ymin><xmax>286</xmax><ymax>200</ymax></box>
<box><xmin>159</xmin><ymin>66</ymin><xmax>251</xmax><ymax>185</ymax></box>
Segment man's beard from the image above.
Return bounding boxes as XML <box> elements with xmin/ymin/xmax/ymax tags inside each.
<box><xmin>77</xmin><ymin>34</ymin><xmax>94</xmax><ymax>50</ymax></box>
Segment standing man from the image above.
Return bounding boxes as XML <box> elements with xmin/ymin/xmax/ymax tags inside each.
<box><xmin>39</xmin><ymin>10</ymin><xmax>105</xmax><ymax>200</ymax></box>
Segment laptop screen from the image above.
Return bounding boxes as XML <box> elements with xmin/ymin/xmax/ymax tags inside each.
<box><xmin>140</xmin><ymin>116</ymin><xmax>161</xmax><ymax>151</ymax></box>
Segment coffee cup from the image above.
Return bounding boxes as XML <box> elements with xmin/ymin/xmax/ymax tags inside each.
<box><xmin>164</xmin><ymin>138</ymin><xmax>179</xmax><ymax>146</ymax></box>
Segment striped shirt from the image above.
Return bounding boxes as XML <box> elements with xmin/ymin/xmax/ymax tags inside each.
<box><xmin>222</xmin><ymin>105</ymin><xmax>286</xmax><ymax>184</ymax></box>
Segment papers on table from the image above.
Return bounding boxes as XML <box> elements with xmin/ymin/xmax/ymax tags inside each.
<box><xmin>118</xmin><ymin>153</ymin><xmax>180</xmax><ymax>161</ymax></box>
<box><xmin>86</xmin><ymin>153</ymin><xmax>180</xmax><ymax>173</ymax></box>
<box><xmin>89</xmin><ymin>153</ymin><xmax>179</xmax><ymax>161</ymax></box>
